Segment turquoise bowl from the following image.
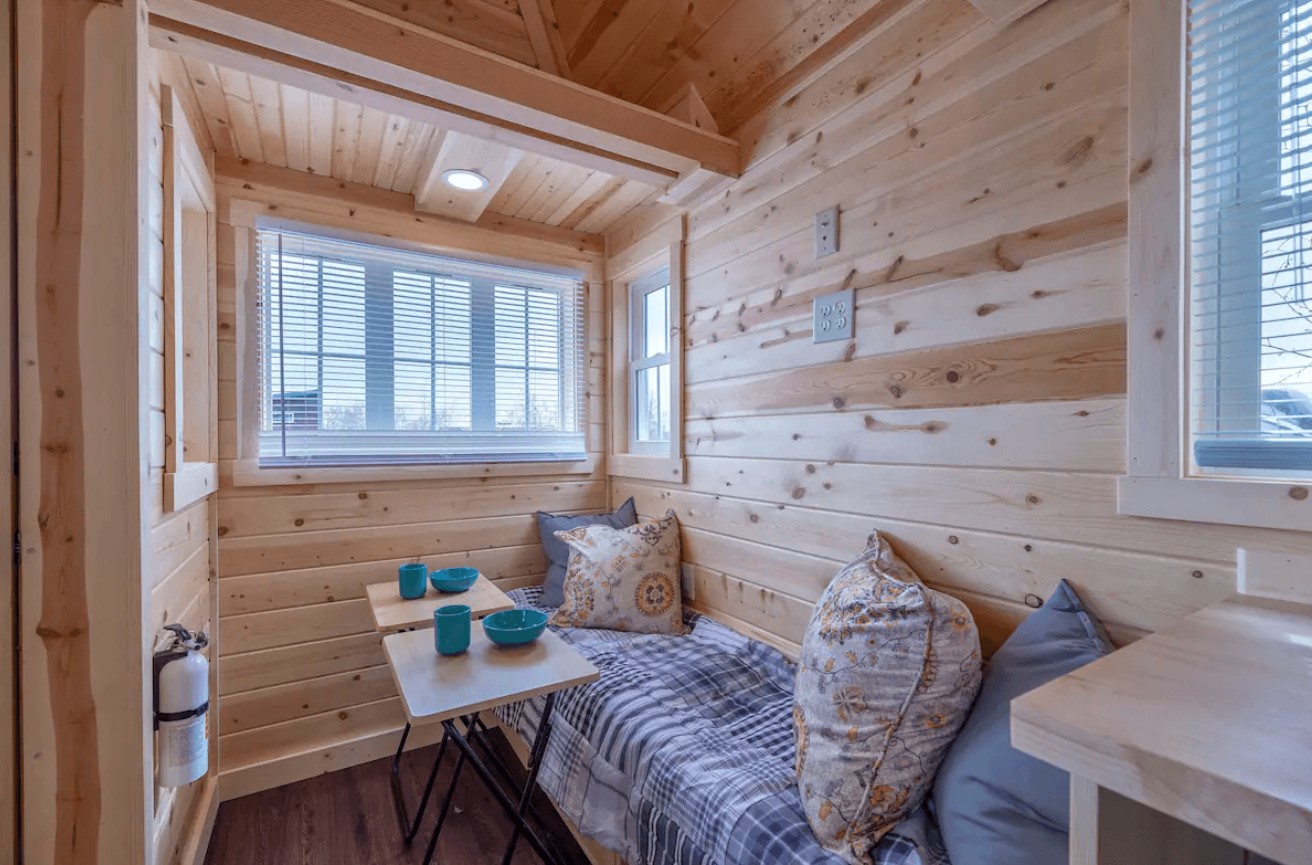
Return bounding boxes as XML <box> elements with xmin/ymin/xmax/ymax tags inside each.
<box><xmin>482</xmin><ymin>608</ymin><xmax>548</xmax><ymax>646</ymax></box>
<box><xmin>429</xmin><ymin>566</ymin><xmax>478</xmax><ymax>593</ymax></box>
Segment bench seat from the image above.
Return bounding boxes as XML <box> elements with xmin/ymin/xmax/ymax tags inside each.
<box><xmin>497</xmin><ymin>587</ymin><xmax>947</xmax><ymax>865</ymax></box>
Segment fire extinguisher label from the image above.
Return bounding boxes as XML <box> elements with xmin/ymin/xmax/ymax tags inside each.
<box><xmin>165</xmin><ymin>715</ymin><xmax>206</xmax><ymax>766</ymax></box>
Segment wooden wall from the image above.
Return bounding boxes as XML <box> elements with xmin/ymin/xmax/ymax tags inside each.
<box><xmin>146</xmin><ymin>52</ymin><xmax>221</xmax><ymax>865</ymax></box>
<box><xmin>211</xmin><ymin>168</ymin><xmax>607</xmax><ymax>798</ymax></box>
<box><xmin>607</xmin><ymin>0</ymin><xmax>1312</xmax><ymax>656</ymax></box>
<box><xmin>16</xmin><ymin>0</ymin><xmax>154</xmax><ymax>862</ymax></box>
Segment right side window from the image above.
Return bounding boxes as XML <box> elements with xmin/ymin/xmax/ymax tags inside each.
<box><xmin>1190</xmin><ymin>0</ymin><xmax>1312</xmax><ymax>475</ymax></box>
<box><xmin>629</xmin><ymin>268</ymin><xmax>671</xmax><ymax>452</ymax></box>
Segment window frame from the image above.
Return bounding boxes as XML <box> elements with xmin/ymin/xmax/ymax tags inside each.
<box><xmin>227</xmin><ymin>216</ymin><xmax>598</xmax><ymax>486</ymax></box>
<box><xmin>628</xmin><ymin>268</ymin><xmax>672</xmax><ymax>454</ymax></box>
<box><xmin>1120</xmin><ymin>0</ymin><xmax>1312</xmax><ymax>532</ymax></box>
<box><xmin>160</xmin><ymin>86</ymin><xmax>218</xmax><ymax>511</ymax></box>
<box><xmin>607</xmin><ymin>218</ymin><xmax>685</xmax><ymax>484</ymax></box>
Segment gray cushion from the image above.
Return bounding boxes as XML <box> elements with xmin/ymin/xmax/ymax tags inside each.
<box><xmin>932</xmin><ymin>580</ymin><xmax>1113</xmax><ymax>865</ymax></box>
<box><xmin>536</xmin><ymin>498</ymin><xmax>637</xmax><ymax>607</ymax></box>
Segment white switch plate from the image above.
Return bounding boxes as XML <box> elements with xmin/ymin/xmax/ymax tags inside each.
<box><xmin>815</xmin><ymin>206</ymin><xmax>839</xmax><ymax>258</ymax></box>
<box><xmin>813</xmin><ymin>288</ymin><xmax>854</xmax><ymax>343</ymax></box>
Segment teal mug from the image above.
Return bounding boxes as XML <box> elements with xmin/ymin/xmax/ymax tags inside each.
<box><xmin>398</xmin><ymin>563</ymin><xmax>428</xmax><ymax>600</ymax></box>
<box><xmin>435</xmin><ymin>604</ymin><xmax>472</xmax><ymax>655</ymax></box>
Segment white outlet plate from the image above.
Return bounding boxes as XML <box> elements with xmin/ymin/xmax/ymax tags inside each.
<box><xmin>813</xmin><ymin>288</ymin><xmax>854</xmax><ymax>343</ymax></box>
<box><xmin>815</xmin><ymin>206</ymin><xmax>839</xmax><ymax>258</ymax></box>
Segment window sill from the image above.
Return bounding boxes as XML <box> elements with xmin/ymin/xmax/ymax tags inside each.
<box><xmin>225</xmin><ymin>454</ymin><xmax>599</xmax><ymax>487</ymax></box>
<box><xmin>608</xmin><ymin>453</ymin><xmax>685</xmax><ymax>483</ymax></box>
<box><xmin>1118</xmin><ymin>475</ymin><xmax>1312</xmax><ymax>533</ymax></box>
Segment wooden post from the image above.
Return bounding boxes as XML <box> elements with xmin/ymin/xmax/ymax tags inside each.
<box><xmin>16</xmin><ymin>0</ymin><xmax>153</xmax><ymax>863</ymax></box>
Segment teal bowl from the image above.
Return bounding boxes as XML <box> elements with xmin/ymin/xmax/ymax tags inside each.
<box><xmin>482</xmin><ymin>608</ymin><xmax>548</xmax><ymax>646</ymax></box>
<box><xmin>430</xmin><ymin>566</ymin><xmax>479</xmax><ymax>593</ymax></box>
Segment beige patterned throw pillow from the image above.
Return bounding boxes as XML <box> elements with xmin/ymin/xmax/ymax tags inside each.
<box><xmin>794</xmin><ymin>531</ymin><xmax>982</xmax><ymax>865</ymax></box>
<box><xmin>549</xmin><ymin>510</ymin><xmax>686</xmax><ymax>635</ymax></box>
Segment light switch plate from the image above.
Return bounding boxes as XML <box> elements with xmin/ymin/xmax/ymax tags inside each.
<box><xmin>813</xmin><ymin>288</ymin><xmax>854</xmax><ymax>343</ymax></box>
<box><xmin>815</xmin><ymin>206</ymin><xmax>839</xmax><ymax>258</ymax></box>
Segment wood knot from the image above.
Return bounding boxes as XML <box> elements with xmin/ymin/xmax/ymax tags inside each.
<box><xmin>832</xmin><ymin>396</ymin><xmax>847</xmax><ymax>409</ymax></box>
<box><xmin>749</xmin><ymin>514</ymin><xmax>760</xmax><ymax>523</ymax></box>
<box><xmin>922</xmin><ymin>422</ymin><xmax>943</xmax><ymax>433</ymax></box>
<box><xmin>358</xmin><ymin>492</ymin><xmax>369</xmax><ymax>500</ymax></box>
<box><xmin>805</xmin><ymin>464</ymin><xmax>817</xmax><ymax>474</ymax></box>
<box><xmin>791</xmin><ymin>487</ymin><xmax>806</xmax><ymax>500</ymax></box>
<box><xmin>888</xmin><ymin>384</ymin><xmax>904</xmax><ymax>399</ymax></box>
<box><xmin>1023</xmin><ymin>544</ymin><xmax>1033</xmax><ymax>552</ymax></box>
<box><xmin>294</xmin><ymin>518</ymin><xmax>305</xmax><ymax>527</ymax></box>
<box><xmin>975</xmin><ymin>303</ymin><xmax>1000</xmax><ymax>317</ymax></box>
<box><xmin>1290</xmin><ymin>486</ymin><xmax>1309</xmax><ymax>501</ymax></box>
<box><xmin>217</xmin><ymin>526</ymin><xmax>229</xmax><ymax>537</ymax></box>
<box><xmin>893</xmin><ymin>320</ymin><xmax>909</xmax><ymax>335</ymax></box>
<box><xmin>1135</xmin><ymin>157</ymin><xmax>1154</xmax><ymax>177</ymax></box>
<box><xmin>1024</xmin><ymin>593</ymin><xmax>1043</xmax><ymax>609</ymax></box>
<box><xmin>1191</xmin><ymin>570</ymin><xmax>1204</xmax><ymax>579</ymax></box>
<box><xmin>1063</xmin><ymin>135</ymin><xmax>1095</xmax><ymax>165</ymax></box>
<box><xmin>945</xmin><ymin>370</ymin><xmax>960</xmax><ymax>384</ymax></box>
<box><xmin>947</xmin><ymin>535</ymin><xmax>959</xmax><ymax>545</ymax></box>
<box><xmin>1026</xmin><ymin>494</ymin><xmax>1041</xmax><ymax>505</ymax></box>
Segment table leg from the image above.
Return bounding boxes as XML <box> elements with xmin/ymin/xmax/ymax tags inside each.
<box><xmin>420</xmin><ymin>719</ymin><xmax>472</xmax><ymax>865</ymax></box>
<box><xmin>440</xmin><ymin>708</ymin><xmax>566</xmax><ymax>865</ymax></box>
<box><xmin>500</xmin><ymin>692</ymin><xmax>558</xmax><ymax>865</ymax></box>
<box><xmin>392</xmin><ymin>722</ymin><xmax>452</xmax><ymax>844</ymax></box>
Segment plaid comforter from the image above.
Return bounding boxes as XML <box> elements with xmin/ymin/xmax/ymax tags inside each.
<box><xmin>497</xmin><ymin>588</ymin><xmax>949</xmax><ymax>865</ymax></box>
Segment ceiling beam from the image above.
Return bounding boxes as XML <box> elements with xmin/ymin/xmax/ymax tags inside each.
<box><xmin>519</xmin><ymin>0</ymin><xmax>571</xmax><ymax>78</ymax></box>
<box><xmin>148</xmin><ymin>0</ymin><xmax>739</xmax><ymax>185</ymax></box>
<box><xmin>966</xmin><ymin>0</ymin><xmax>1051</xmax><ymax>28</ymax></box>
<box><xmin>413</xmin><ymin>131</ymin><xmax>524</xmax><ymax>222</ymax></box>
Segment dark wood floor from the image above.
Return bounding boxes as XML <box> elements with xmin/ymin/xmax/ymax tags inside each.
<box><xmin>205</xmin><ymin>732</ymin><xmax>588</xmax><ymax>865</ymax></box>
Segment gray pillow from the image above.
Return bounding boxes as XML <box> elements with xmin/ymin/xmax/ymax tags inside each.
<box><xmin>931</xmin><ymin>580</ymin><xmax>1113</xmax><ymax>865</ymax></box>
<box><xmin>536</xmin><ymin>498</ymin><xmax>637</xmax><ymax>607</ymax></box>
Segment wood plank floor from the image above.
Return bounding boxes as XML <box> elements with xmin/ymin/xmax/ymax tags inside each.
<box><xmin>204</xmin><ymin>735</ymin><xmax>589</xmax><ymax>865</ymax></box>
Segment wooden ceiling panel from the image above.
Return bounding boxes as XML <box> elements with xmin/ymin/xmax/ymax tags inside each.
<box><xmin>156</xmin><ymin>49</ymin><xmax>655</xmax><ymax>233</ymax></box>
<box><xmin>413</xmin><ymin>132</ymin><xmax>524</xmax><ymax>221</ymax></box>
<box><xmin>351</xmin><ymin>0</ymin><xmax>538</xmax><ymax>66</ymax></box>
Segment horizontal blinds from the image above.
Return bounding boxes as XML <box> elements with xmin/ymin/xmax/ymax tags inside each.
<box><xmin>255</xmin><ymin>228</ymin><xmax>587</xmax><ymax>467</ymax></box>
<box><xmin>1189</xmin><ymin>0</ymin><xmax>1312</xmax><ymax>469</ymax></box>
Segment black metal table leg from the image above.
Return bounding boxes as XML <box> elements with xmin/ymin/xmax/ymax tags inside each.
<box><xmin>420</xmin><ymin>716</ymin><xmax>474</xmax><ymax>865</ymax></box>
<box><xmin>501</xmin><ymin>692</ymin><xmax>558</xmax><ymax>865</ymax></box>
<box><xmin>430</xmin><ymin>697</ymin><xmax>567</xmax><ymax>865</ymax></box>
<box><xmin>391</xmin><ymin>722</ymin><xmax>452</xmax><ymax>845</ymax></box>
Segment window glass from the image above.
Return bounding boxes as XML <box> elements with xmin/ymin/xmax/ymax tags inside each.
<box><xmin>256</xmin><ymin>228</ymin><xmax>586</xmax><ymax>466</ymax></box>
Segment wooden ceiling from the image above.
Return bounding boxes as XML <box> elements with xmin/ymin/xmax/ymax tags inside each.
<box><xmin>158</xmin><ymin>51</ymin><xmax>659</xmax><ymax>234</ymax></box>
<box><xmin>156</xmin><ymin>0</ymin><xmax>892</xmax><ymax>233</ymax></box>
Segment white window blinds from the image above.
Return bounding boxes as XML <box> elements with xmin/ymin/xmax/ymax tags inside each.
<box><xmin>256</xmin><ymin>228</ymin><xmax>587</xmax><ymax>467</ymax></box>
<box><xmin>1190</xmin><ymin>0</ymin><xmax>1312</xmax><ymax>471</ymax></box>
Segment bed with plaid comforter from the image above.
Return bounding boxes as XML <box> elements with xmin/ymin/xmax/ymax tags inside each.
<box><xmin>497</xmin><ymin>587</ymin><xmax>949</xmax><ymax>865</ymax></box>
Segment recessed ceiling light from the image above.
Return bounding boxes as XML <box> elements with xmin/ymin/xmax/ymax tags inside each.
<box><xmin>442</xmin><ymin>169</ymin><xmax>490</xmax><ymax>191</ymax></box>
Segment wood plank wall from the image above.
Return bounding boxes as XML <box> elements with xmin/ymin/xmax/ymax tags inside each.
<box><xmin>211</xmin><ymin>173</ymin><xmax>607</xmax><ymax>797</ymax></box>
<box><xmin>146</xmin><ymin>52</ymin><xmax>221</xmax><ymax>865</ymax></box>
<box><xmin>16</xmin><ymin>0</ymin><xmax>154</xmax><ymax>862</ymax></box>
<box><xmin>607</xmin><ymin>0</ymin><xmax>1312</xmax><ymax>656</ymax></box>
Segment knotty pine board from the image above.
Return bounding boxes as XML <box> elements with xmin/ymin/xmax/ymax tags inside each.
<box><xmin>606</xmin><ymin>0</ymin><xmax>1309</xmax><ymax>655</ymax></box>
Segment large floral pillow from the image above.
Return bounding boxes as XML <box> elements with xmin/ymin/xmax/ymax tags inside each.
<box><xmin>549</xmin><ymin>509</ymin><xmax>686</xmax><ymax>635</ymax></box>
<box><xmin>794</xmin><ymin>531</ymin><xmax>982</xmax><ymax>865</ymax></box>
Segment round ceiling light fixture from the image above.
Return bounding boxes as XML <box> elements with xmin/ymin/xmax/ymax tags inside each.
<box><xmin>442</xmin><ymin>169</ymin><xmax>490</xmax><ymax>191</ymax></box>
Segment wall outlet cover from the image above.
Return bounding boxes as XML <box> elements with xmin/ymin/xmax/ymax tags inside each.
<box><xmin>815</xmin><ymin>206</ymin><xmax>839</xmax><ymax>258</ymax></box>
<box><xmin>814</xmin><ymin>288</ymin><xmax>854</xmax><ymax>343</ymax></box>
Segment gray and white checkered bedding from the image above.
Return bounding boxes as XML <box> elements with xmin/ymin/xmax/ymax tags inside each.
<box><xmin>497</xmin><ymin>587</ymin><xmax>949</xmax><ymax>865</ymax></box>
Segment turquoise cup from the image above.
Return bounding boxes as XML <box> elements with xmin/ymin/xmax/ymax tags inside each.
<box><xmin>435</xmin><ymin>604</ymin><xmax>472</xmax><ymax>655</ymax></box>
<box><xmin>398</xmin><ymin>563</ymin><xmax>428</xmax><ymax>600</ymax></box>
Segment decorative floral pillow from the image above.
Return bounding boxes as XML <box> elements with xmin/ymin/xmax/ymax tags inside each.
<box><xmin>549</xmin><ymin>510</ymin><xmax>686</xmax><ymax>635</ymax></box>
<box><xmin>794</xmin><ymin>531</ymin><xmax>982</xmax><ymax>865</ymax></box>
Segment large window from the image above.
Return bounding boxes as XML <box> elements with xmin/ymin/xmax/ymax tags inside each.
<box><xmin>1190</xmin><ymin>0</ymin><xmax>1312</xmax><ymax>473</ymax></box>
<box><xmin>256</xmin><ymin>228</ymin><xmax>586</xmax><ymax>466</ymax></box>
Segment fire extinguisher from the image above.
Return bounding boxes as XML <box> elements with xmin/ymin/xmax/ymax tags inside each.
<box><xmin>153</xmin><ymin>624</ymin><xmax>210</xmax><ymax>787</ymax></box>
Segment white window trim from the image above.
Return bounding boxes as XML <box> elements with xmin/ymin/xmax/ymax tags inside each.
<box><xmin>1120</xmin><ymin>0</ymin><xmax>1312</xmax><ymax>532</ymax></box>
<box><xmin>628</xmin><ymin>268</ymin><xmax>672</xmax><ymax>455</ymax></box>
<box><xmin>227</xmin><ymin>212</ymin><xmax>598</xmax><ymax>486</ymax></box>
<box><xmin>608</xmin><ymin>218</ymin><xmax>685</xmax><ymax>484</ymax></box>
